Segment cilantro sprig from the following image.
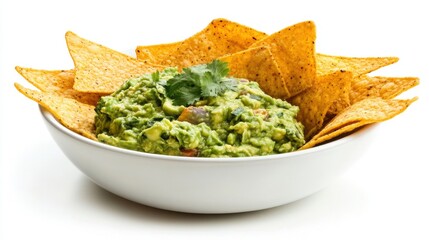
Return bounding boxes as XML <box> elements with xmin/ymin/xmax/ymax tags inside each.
<box><xmin>165</xmin><ymin>60</ymin><xmax>237</xmax><ymax>106</ymax></box>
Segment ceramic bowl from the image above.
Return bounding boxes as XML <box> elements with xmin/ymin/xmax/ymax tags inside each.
<box><xmin>40</xmin><ymin>106</ymin><xmax>376</xmax><ymax>214</ymax></box>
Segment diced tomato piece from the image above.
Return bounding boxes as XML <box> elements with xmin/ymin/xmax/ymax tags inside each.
<box><xmin>178</xmin><ymin>106</ymin><xmax>209</xmax><ymax>125</ymax></box>
<box><xmin>181</xmin><ymin>149</ymin><xmax>199</xmax><ymax>157</ymax></box>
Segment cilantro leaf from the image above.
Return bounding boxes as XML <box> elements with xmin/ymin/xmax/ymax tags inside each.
<box><xmin>165</xmin><ymin>60</ymin><xmax>237</xmax><ymax>106</ymax></box>
<box><xmin>165</xmin><ymin>74</ymin><xmax>200</xmax><ymax>106</ymax></box>
<box><xmin>220</xmin><ymin>78</ymin><xmax>238</xmax><ymax>92</ymax></box>
<box><xmin>206</xmin><ymin>59</ymin><xmax>229</xmax><ymax>81</ymax></box>
<box><xmin>200</xmin><ymin>71</ymin><xmax>221</xmax><ymax>97</ymax></box>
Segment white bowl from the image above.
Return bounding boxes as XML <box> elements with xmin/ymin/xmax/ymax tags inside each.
<box><xmin>40</xmin><ymin>106</ymin><xmax>376</xmax><ymax>214</ymax></box>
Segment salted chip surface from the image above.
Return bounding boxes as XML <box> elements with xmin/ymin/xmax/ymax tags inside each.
<box><xmin>327</xmin><ymin>72</ymin><xmax>352</xmax><ymax>115</ymax></box>
<box><xmin>14</xmin><ymin>83</ymin><xmax>96</xmax><ymax>139</ymax></box>
<box><xmin>300</xmin><ymin>97</ymin><xmax>417</xmax><ymax>149</ymax></box>
<box><xmin>289</xmin><ymin>70</ymin><xmax>353</xmax><ymax>140</ymax></box>
<box><xmin>219</xmin><ymin>46</ymin><xmax>289</xmax><ymax>98</ymax></box>
<box><xmin>15</xmin><ymin>67</ymin><xmax>103</xmax><ymax>106</ymax></box>
<box><xmin>136</xmin><ymin>18</ymin><xmax>267</xmax><ymax>68</ymax></box>
<box><xmin>350</xmin><ymin>75</ymin><xmax>419</xmax><ymax>103</ymax></box>
<box><xmin>250</xmin><ymin>21</ymin><xmax>316</xmax><ymax>98</ymax></box>
<box><xmin>316</xmin><ymin>53</ymin><xmax>399</xmax><ymax>77</ymax></box>
<box><xmin>135</xmin><ymin>42</ymin><xmax>181</xmax><ymax>64</ymax></box>
<box><xmin>66</xmin><ymin>31</ymin><xmax>161</xmax><ymax>94</ymax></box>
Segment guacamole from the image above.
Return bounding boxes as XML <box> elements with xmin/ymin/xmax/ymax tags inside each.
<box><xmin>95</xmin><ymin>61</ymin><xmax>305</xmax><ymax>157</ymax></box>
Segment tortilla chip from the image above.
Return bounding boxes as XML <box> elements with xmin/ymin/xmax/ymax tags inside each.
<box><xmin>316</xmin><ymin>53</ymin><xmax>398</xmax><ymax>77</ymax></box>
<box><xmin>219</xmin><ymin>46</ymin><xmax>289</xmax><ymax>98</ymax></box>
<box><xmin>350</xmin><ymin>75</ymin><xmax>419</xmax><ymax>103</ymax></box>
<box><xmin>328</xmin><ymin>94</ymin><xmax>351</xmax><ymax>115</ymax></box>
<box><xmin>250</xmin><ymin>21</ymin><xmax>316</xmax><ymax>98</ymax></box>
<box><xmin>289</xmin><ymin>70</ymin><xmax>353</xmax><ymax>140</ymax></box>
<box><xmin>66</xmin><ymin>31</ymin><xmax>162</xmax><ymax>94</ymax></box>
<box><xmin>14</xmin><ymin>83</ymin><xmax>96</xmax><ymax>140</ymax></box>
<box><xmin>15</xmin><ymin>67</ymin><xmax>103</xmax><ymax>106</ymax></box>
<box><xmin>300</xmin><ymin>97</ymin><xmax>417</xmax><ymax>149</ymax></box>
<box><xmin>327</xmin><ymin>75</ymin><xmax>352</xmax><ymax>115</ymax></box>
<box><xmin>135</xmin><ymin>18</ymin><xmax>267</xmax><ymax>68</ymax></box>
<box><xmin>136</xmin><ymin>41</ymin><xmax>181</xmax><ymax>63</ymax></box>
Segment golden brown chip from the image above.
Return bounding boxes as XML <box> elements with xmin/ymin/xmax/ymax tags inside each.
<box><xmin>219</xmin><ymin>46</ymin><xmax>289</xmax><ymax>98</ymax></box>
<box><xmin>350</xmin><ymin>75</ymin><xmax>419</xmax><ymax>103</ymax></box>
<box><xmin>327</xmin><ymin>74</ymin><xmax>352</xmax><ymax>115</ymax></box>
<box><xmin>300</xmin><ymin>97</ymin><xmax>417</xmax><ymax>149</ymax></box>
<box><xmin>135</xmin><ymin>41</ymin><xmax>181</xmax><ymax>63</ymax></box>
<box><xmin>250</xmin><ymin>21</ymin><xmax>316</xmax><ymax>98</ymax></box>
<box><xmin>316</xmin><ymin>53</ymin><xmax>398</xmax><ymax>77</ymax></box>
<box><xmin>15</xmin><ymin>67</ymin><xmax>103</xmax><ymax>106</ymax></box>
<box><xmin>135</xmin><ymin>18</ymin><xmax>267</xmax><ymax>68</ymax></box>
<box><xmin>289</xmin><ymin>70</ymin><xmax>353</xmax><ymax>140</ymax></box>
<box><xmin>328</xmin><ymin>94</ymin><xmax>351</xmax><ymax>115</ymax></box>
<box><xmin>14</xmin><ymin>83</ymin><xmax>96</xmax><ymax>140</ymax></box>
<box><xmin>66</xmin><ymin>31</ymin><xmax>163</xmax><ymax>94</ymax></box>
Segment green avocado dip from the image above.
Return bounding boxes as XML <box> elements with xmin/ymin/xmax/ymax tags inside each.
<box><xmin>95</xmin><ymin>60</ymin><xmax>305</xmax><ymax>157</ymax></box>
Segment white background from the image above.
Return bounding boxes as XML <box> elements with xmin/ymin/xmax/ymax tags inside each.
<box><xmin>1</xmin><ymin>0</ymin><xmax>428</xmax><ymax>239</ymax></box>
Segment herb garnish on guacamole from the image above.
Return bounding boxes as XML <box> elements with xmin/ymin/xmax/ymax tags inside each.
<box><xmin>95</xmin><ymin>60</ymin><xmax>305</xmax><ymax>157</ymax></box>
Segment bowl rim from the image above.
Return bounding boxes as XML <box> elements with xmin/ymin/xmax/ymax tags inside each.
<box><xmin>39</xmin><ymin>105</ymin><xmax>375</xmax><ymax>163</ymax></box>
